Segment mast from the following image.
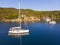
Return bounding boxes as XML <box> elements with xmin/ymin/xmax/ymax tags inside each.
<box><xmin>19</xmin><ymin>2</ymin><xmax>22</xmax><ymax>45</ymax></box>
<box><xmin>19</xmin><ymin>1</ymin><xmax>21</xmax><ymax>28</ymax></box>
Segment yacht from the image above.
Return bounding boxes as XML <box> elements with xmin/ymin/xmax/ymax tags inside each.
<box><xmin>8</xmin><ymin>26</ymin><xmax>29</xmax><ymax>34</ymax></box>
<box><xmin>8</xmin><ymin>3</ymin><xmax>29</xmax><ymax>34</ymax></box>
<box><xmin>46</xmin><ymin>17</ymin><xmax>56</xmax><ymax>24</ymax></box>
<box><xmin>49</xmin><ymin>21</ymin><xmax>56</xmax><ymax>24</ymax></box>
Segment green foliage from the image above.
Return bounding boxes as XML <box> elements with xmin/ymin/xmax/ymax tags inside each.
<box><xmin>21</xmin><ymin>9</ymin><xmax>60</xmax><ymax>19</ymax></box>
<box><xmin>0</xmin><ymin>8</ymin><xmax>18</xmax><ymax>20</ymax></box>
<box><xmin>0</xmin><ymin>8</ymin><xmax>60</xmax><ymax>21</ymax></box>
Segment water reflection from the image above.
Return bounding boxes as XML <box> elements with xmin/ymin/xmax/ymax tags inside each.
<box><xmin>50</xmin><ymin>24</ymin><xmax>56</xmax><ymax>30</ymax></box>
<box><xmin>45</xmin><ymin>21</ymin><xmax>56</xmax><ymax>30</ymax></box>
<box><xmin>8</xmin><ymin>33</ymin><xmax>29</xmax><ymax>38</ymax></box>
<box><xmin>8</xmin><ymin>33</ymin><xmax>29</xmax><ymax>45</ymax></box>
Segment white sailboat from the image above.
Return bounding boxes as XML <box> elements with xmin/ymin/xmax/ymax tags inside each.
<box><xmin>46</xmin><ymin>17</ymin><xmax>56</xmax><ymax>24</ymax></box>
<box><xmin>8</xmin><ymin>2</ymin><xmax>29</xmax><ymax>34</ymax></box>
<box><xmin>49</xmin><ymin>17</ymin><xmax>56</xmax><ymax>24</ymax></box>
<box><xmin>8</xmin><ymin>26</ymin><xmax>29</xmax><ymax>34</ymax></box>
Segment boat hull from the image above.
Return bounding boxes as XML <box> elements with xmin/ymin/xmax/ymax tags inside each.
<box><xmin>8</xmin><ymin>30</ymin><xmax>29</xmax><ymax>34</ymax></box>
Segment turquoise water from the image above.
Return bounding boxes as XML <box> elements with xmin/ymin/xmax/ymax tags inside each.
<box><xmin>0</xmin><ymin>22</ymin><xmax>60</xmax><ymax>45</ymax></box>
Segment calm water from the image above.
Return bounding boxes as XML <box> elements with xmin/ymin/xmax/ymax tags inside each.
<box><xmin>0</xmin><ymin>22</ymin><xmax>60</xmax><ymax>45</ymax></box>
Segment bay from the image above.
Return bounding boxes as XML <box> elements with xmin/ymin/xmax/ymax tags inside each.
<box><xmin>0</xmin><ymin>22</ymin><xmax>60</xmax><ymax>45</ymax></box>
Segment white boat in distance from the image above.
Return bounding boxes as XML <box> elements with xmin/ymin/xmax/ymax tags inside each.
<box><xmin>46</xmin><ymin>17</ymin><xmax>56</xmax><ymax>24</ymax></box>
<box><xmin>49</xmin><ymin>21</ymin><xmax>56</xmax><ymax>24</ymax></box>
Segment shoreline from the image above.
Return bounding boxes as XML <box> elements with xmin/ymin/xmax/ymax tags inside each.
<box><xmin>1</xmin><ymin>19</ymin><xmax>40</xmax><ymax>23</ymax></box>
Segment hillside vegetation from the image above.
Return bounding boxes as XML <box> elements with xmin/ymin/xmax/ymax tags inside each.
<box><xmin>0</xmin><ymin>8</ymin><xmax>60</xmax><ymax>21</ymax></box>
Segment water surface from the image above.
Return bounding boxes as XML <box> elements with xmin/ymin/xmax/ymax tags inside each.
<box><xmin>0</xmin><ymin>22</ymin><xmax>60</xmax><ymax>45</ymax></box>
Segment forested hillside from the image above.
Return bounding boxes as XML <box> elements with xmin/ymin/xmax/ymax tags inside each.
<box><xmin>0</xmin><ymin>8</ymin><xmax>60</xmax><ymax>21</ymax></box>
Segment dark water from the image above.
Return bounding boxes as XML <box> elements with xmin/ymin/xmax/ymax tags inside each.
<box><xmin>0</xmin><ymin>22</ymin><xmax>60</xmax><ymax>45</ymax></box>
